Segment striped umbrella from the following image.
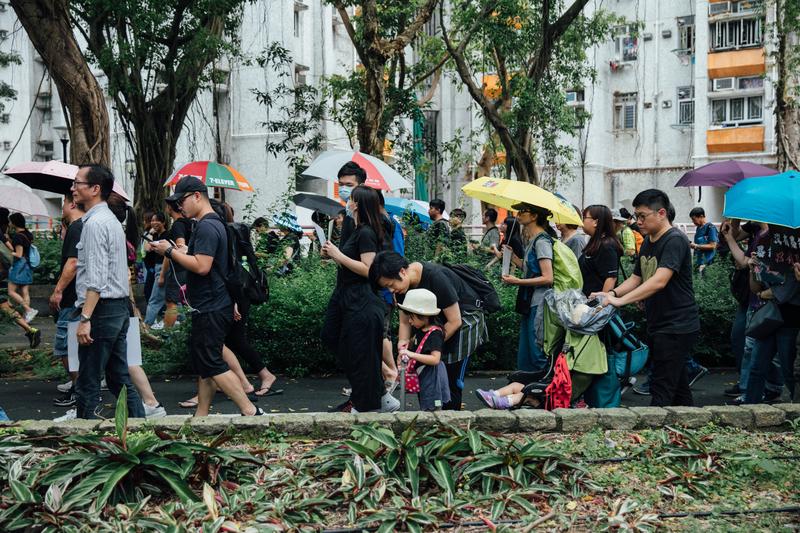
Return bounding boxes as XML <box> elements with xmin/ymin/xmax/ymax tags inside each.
<box><xmin>165</xmin><ymin>161</ymin><xmax>254</xmax><ymax>192</ymax></box>
<box><xmin>301</xmin><ymin>150</ymin><xmax>412</xmax><ymax>191</ymax></box>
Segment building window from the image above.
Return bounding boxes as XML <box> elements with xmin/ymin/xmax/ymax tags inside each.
<box><xmin>711</xmin><ymin>17</ymin><xmax>763</xmax><ymax>51</ymax></box>
<box><xmin>677</xmin><ymin>86</ymin><xmax>695</xmax><ymax>125</ymax></box>
<box><xmin>613</xmin><ymin>92</ymin><xmax>637</xmax><ymax>130</ymax></box>
<box><xmin>566</xmin><ymin>89</ymin><xmax>585</xmax><ymax>105</ymax></box>
<box><xmin>710</xmin><ymin>95</ymin><xmax>763</xmax><ymax>126</ymax></box>
<box><xmin>614</xmin><ymin>25</ymin><xmax>639</xmax><ymax>62</ymax></box>
<box><xmin>739</xmin><ymin>76</ymin><xmax>764</xmax><ymax>90</ymax></box>
<box><xmin>677</xmin><ymin>16</ymin><xmax>695</xmax><ymax>52</ymax></box>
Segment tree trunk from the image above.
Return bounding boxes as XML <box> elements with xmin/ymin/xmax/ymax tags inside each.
<box><xmin>11</xmin><ymin>0</ymin><xmax>110</xmax><ymax>166</ymax></box>
<box><xmin>360</xmin><ymin>57</ymin><xmax>387</xmax><ymax>155</ymax></box>
<box><xmin>775</xmin><ymin>0</ymin><xmax>800</xmax><ymax>171</ymax></box>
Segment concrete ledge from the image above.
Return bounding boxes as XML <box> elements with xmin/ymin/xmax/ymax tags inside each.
<box><xmin>707</xmin><ymin>405</ymin><xmax>754</xmax><ymax>428</ymax></box>
<box><xmin>554</xmin><ymin>408</ymin><xmax>598</xmax><ymax>432</ymax></box>
<box><xmin>7</xmin><ymin>404</ymin><xmax>792</xmax><ymax>438</ymax></box>
<box><xmin>664</xmin><ymin>406</ymin><xmax>713</xmax><ymax>428</ymax></box>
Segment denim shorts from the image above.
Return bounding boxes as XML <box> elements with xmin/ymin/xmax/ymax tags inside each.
<box><xmin>54</xmin><ymin>306</ymin><xmax>79</xmax><ymax>357</ymax></box>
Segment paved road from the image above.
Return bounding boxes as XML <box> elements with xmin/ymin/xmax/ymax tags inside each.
<box><xmin>1</xmin><ymin>316</ymin><xmax>749</xmax><ymax>421</ymax></box>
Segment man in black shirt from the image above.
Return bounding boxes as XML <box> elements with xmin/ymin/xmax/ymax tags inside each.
<box><xmin>50</xmin><ymin>195</ymin><xmax>85</xmax><ymax>406</ymax></box>
<box><xmin>592</xmin><ymin>189</ymin><xmax>700</xmax><ymax>407</ymax></box>
<box><xmin>336</xmin><ymin>161</ymin><xmax>367</xmax><ymax>247</ymax></box>
<box><xmin>152</xmin><ymin>176</ymin><xmax>263</xmax><ymax>417</ymax></box>
<box><xmin>427</xmin><ymin>198</ymin><xmax>449</xmax><ymax>257</ymax></box>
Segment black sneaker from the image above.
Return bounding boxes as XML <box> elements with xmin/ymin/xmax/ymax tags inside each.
<box><xmin>688</xmin><ymin>366</ymin><xmax>709</xmax><ymax>388</ymax></box>
<box><xmin>242</xmin><ymin>407</ymin><xmax>266</xmax><ymax>416</ymax></box>
<box><xmin>25</xmin><ymin>328</ymin><xmax>41</xmax><ymax>349</ymax></box>
<box><xmin>724</xmin><ymin>385</ymin><xmax>743</xmax><ymax>397</ymax></box>
<box><xmin>764</xmin><ymin>389</ymin><xmax>782</xmax><ymax>403</ymax></box>
<box><xmin>53</xmin><ymin>393</ymin><xmax>76</xmax><ymax>407</ymax></box>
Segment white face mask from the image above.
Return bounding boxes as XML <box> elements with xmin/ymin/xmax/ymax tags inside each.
<box><xmin>339</xmin><ymin>185</ymin><xmax>353</xmax><ymax>202</ymax></box>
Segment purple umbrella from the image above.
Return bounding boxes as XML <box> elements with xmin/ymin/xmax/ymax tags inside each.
<box><xmin>675</xmin><ymin>160</ymin><xmax>778</xmax><ymax>188</ymax></box>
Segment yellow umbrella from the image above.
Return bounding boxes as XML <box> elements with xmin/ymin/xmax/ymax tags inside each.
<box><xmin>462</xmin><ymin>177</ymin><xmax>582</xmax><ymax>226</ymax></box>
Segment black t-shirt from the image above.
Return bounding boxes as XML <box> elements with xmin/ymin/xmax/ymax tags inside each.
<box><xmin>11</xmin><ymin>230</ymin><xmax>33</xmax><ymax>260</ymax></box>
<box><xmin>339</xmin><ymin>216</ymin><xmax>356</xmax><ymax>248</ymax></box>
<box><xmin>428</xmin><ymin>219</ymin><xmax>450</xmax><ymax>243</ymax></box>
<box><xmin>186</xmin><ymin>213</ymin><xmax>231</xmax><ymax>313</ymax></box>
<box><xmin>396</xmin><ymin>262</ymin><xmax>478</xmax><ymax>318</ymax></box>
<box><xmin>411</xmin><ymin>327</ymin><xmax>444</xmax><ymax>355</ymax></box>
<box><xmin>60</xmin><ymin>219</ymin><xmax>83</xmax><ymax>309</ymax></box>
<box><xmin>143</xmin><ymin>230</ymin><xmax>167</xmax><ymax>268</ymax></box>
<box><xmin>506</xmin><ymin>234</ymin><xmax>524</xmax><ymax>260</ymax></box>
<box><xmin>336</xmin><ymin>224</ymin><xmax>379</xmax><ymax>287</ymax></box>
<box><xmin>168</xmin><ymin>217</ymin><xmax>194</xmax><ymax>273</ymax></box>
<box><xmin>633</xmin><ymin>227</ymin><xmax>699</xmax><ymax>334</ymax></box>
<box><xmin>579</xmin><ymin>241</ymin><xmax>621</xmax><ymax>297</ymax></box>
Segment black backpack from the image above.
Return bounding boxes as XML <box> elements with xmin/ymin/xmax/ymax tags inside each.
<box><xmin>209</xmin><ymin>215</ymin><xmax>269</xmax><ymax>306</ymax></box>
<box><xmin>229</xmin><ymin>222</ymin><xmax>269</xmax><ymax>305</ymax></box>
<box><xmin>443</xmin><ymin>263</ymin><xmax>502</xmax><ymax>313</ymax></box>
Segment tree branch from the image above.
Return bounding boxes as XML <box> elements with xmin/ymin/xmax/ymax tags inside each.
<box><xmin>331</xmin><ymin>2</ymin><xmax>367</xmax><ymax>62</ymax></box>
<box><xmin>378</xmin><ymin>0</ymin><xmax>438</xmax><ymax>55</ymax></box>
<box><xmin>527</xmin><ymin>0</ymin><xmax>590</xmax><ymax>79</ymax></box>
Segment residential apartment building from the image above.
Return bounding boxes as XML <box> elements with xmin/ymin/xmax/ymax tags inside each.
<box><xmin>0</xmin><ymin>0</ymin><xmax>777</xmax><ymax>225</ymax></box>
<box><xmin>554</xmin><ymin>0</ymin><xmax>775</xmax><ymax>222</ymax></box>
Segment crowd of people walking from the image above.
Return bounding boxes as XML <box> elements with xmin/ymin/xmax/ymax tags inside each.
<box><xmin>1</xmin><ymin>161</ymin><xmax>798</xmax><ymax>421</ymax></box>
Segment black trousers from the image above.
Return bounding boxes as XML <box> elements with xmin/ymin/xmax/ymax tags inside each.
<box><xmin>649</xmin><ymin>331</ymin><xmax>698</xmax><ymax>407</ymax></box>
<box><xmin>443</xmin><ymin>360</ymin><xmax>464</xmax><ymax>411</ymax></box>
<box><xmin>321</xmin><ymin>283</ymin><xmax>384</xmax><ymax>412</ymax></box>
<box><xmin>225</xmin><ymin>298</ymin><xmax>266</xmax><ymax>375</ymax></box>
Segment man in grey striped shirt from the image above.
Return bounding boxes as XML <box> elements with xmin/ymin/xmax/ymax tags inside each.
<box><xmin>72</xmin><ymin>164</ymin><xmax>144</xmax><ymax>419</ymax></box>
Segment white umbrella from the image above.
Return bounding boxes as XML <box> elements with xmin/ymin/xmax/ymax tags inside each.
<box><xmin>0</xmin><ymin>185</ymin><xmax>51</xmax><ymax>217</ymax></box>
<box><xmin>301</xmin><ymin>150</ymin><xmax>412</xmax><ymax>191</ymax></box>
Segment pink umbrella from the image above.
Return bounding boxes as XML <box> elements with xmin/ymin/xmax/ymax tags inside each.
<box><xmin>0</xmin><ymin>185</ymin><xmax>50</xmax><ymax>217</ymax></box>
<box><xmin>301</xmin><ymin>150</ymin><xmax>412</xmax><ymax>191</ymax></box>
<box><xmin>4</xmin><ymin>161</ymin><xmax>131</xmax><ymax>201</ymax></box>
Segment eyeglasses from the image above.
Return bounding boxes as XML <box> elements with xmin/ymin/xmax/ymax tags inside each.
<box><xmin>634</xmin><ymin>210</ymin><xmax>656</xmax><ymax>222</ymax></box>
<box><xmin>517</xmin><ymin>209</ymin><xmax>534</xmax><ymax>215</ymax></box>
<box><xmin>582</xmin><ymin>215</ymin><xmax>595</xmax><ymax>220</ymax></box>
<box><xmin>72</xmin><ymin>180</ymin><xmax>94</xmax><ymax>187</ymax></box>
<box><xmin>176</xmin><ymin>193</ymin><xmax>195</xmax><ymax>206</ymax></box>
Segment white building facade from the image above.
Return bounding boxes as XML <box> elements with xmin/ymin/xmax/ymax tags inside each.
<box><xmin>0</xmin><ymin>0</ymin><xmax>777</xmax><ymax>225</ymax></box>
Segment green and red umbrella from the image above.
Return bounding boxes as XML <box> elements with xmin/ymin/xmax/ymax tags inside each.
<box><xmin>164</xmin><ymin>161</ymin><xmax>254</xmax><ymax>192</ymax></box>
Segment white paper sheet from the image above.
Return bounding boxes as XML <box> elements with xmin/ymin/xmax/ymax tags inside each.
<box><xmin>313</xmin><ymin>222</ymin><xmax>326</xmax><ymax>246</ymax></box>
<box><xmin>501</xmin><ymin>246</ymin><xmax>512</xmax><ymax>276</ymax></box>
<box><xmin>68</xmin><ymin>317</ymin><xmax>143</xmax><ymax>371</ymax></box>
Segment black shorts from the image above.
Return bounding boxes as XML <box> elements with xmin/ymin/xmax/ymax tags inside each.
<box><xmin>382</xmin><ymin>304</ymin><xmax>394</xmax><ymax>340</ymax></box>
<box><xmin>165</xmin><ymin>268</ymin><xmax>186</xmax><ymax>304</ymax></box>
<box><xmin>189</xmin><ymin>308</ymin><xmax>233</xmax><ymax>378</ymax></box>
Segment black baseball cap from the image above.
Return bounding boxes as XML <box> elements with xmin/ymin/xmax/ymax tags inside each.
<box><xmin>166</xmin><ymin>175</ymin><xmax>207</xmax><ymax>202</ymax></box>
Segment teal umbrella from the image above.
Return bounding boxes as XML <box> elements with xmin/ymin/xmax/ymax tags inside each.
<box><xmin>723</xmin><ymin>170</ymin><xmax>800</xmax><ymax>228</ymax></box>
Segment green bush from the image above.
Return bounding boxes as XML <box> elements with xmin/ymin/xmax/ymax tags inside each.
<box><xmin>30</xmin><ymin>237</ymin><xmax>62</xmax><ymax>285</ymax></box>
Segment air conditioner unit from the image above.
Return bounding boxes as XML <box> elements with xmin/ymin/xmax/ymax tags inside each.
<box><xmin>0</xmin><ymin>113</ymin><xmax>9</xmax><ymax>124</ymax></box>
<box><xmin>3</xmin><ymin>141</ymin><xmax>11</xmax><ymax>150</ymax></box>
<box><xmin>662</xmin><ymin>100</ymin><xmax>672</xmax><ymax>108</ymax></box>
<box><xmin>709</xmin><ymin>1</ymin><xmax>731</xmax><ymax>15</ymax></box>
<box><xmin>713</xmin><ymin>77</ymin><xmax>735</xmax><ymax>91</ymax></box>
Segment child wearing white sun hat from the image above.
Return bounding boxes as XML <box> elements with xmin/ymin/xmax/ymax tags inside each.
<box><xmin>397</xmin><ymin>289</ymin><xmax>451</xmax><ymax>411</ymax></box>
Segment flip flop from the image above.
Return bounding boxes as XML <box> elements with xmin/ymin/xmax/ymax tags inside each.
<box><xmin>254</xmin><ymin>386</ymin><xmax>284</xmax><ymax>397</ymax></box>
<box><xmin>178</xmin><ymin>398</ymin><xmax>198</xmax><ymax>408</ymax></box>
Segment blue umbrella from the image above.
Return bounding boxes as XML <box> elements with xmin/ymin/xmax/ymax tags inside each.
<box><xmin>723</xmin><ymin>170</ymin><xmax>800</xmax><ymax>228</ymax></box>
<box><xmin>384</xmin><ymin>197</ymin><xmax>433</xmax><ymax>226</ymax></box>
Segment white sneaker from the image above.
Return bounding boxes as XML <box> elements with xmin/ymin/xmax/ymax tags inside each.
<box><xmin>24</xmin><ymin>309</ymin><xmax>38</xmax><ymax>323</ymax></box>
<box><xmin>380</xmin><ymin>392</ymin><xmax>400</xmax><ymax>413</ymax></box>
<box><xmin>56</xmin><ymin>380</ymin><xmax>73</xmax><ymax>394</ymax></box>
<box><xmin>150</xmin><ymin>320</ymin><xmax>165</xmax><ymax>331</ymax></box>
<box><xmin>54</xmin><ymin>409</ymin><xmax>77</xmax><ymax>422</ymax></box>
<box><xmin>143</xmin><ymin>402</ymin><xmax>167</xmax><ymax>419</ymax></box>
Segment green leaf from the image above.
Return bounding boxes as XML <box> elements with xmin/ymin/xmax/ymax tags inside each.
<box><xmin>9</xmin><ymin>479</ymin><xmax>38</xmax><ymax>504</ymax></box>
<box><xmin>376</xmin><ymin>520</ymin><xmax>397</xmax><ymax>533</ymax></box>
<box><xmin>94</xmin><ymin>462</ymin><xmax>136</xmax><ymax>509</ymax></box>
<box><xmin>463</xmin><ymin>456</ymin><xmax>505</xmax><ymax>477</ymax></box>
<box><xmin>491</xmin><ymin>499</ymin><xmax>506</xmax><ymax>521</ymax></box>
<box><xmin>63</xmin><ymin>462</ymin><xmax>129</xmax><ymax>511</ymax></box>
<box><xmin>343</xmin><ymin>440</ymin><xmax>373</xmax><ymax>458</ymax></box>
<box><xmin>356</xmin><ymin>425</ymin><xmax>399</xmax><ymax>450</ymax></box>
<box><xmin>468</xmin><ymin>429</ymin><xmax>483</xmax><ymax>454</ymax></box>
<box><xmin>115</xmin><ymin>386</ymin><xmax>128</xmax><ymax>449</ymax></box>
<box><xmin>431</xmin><ymin>458</ymin><xmax>455</xmax><ymax>499</ymax></box>
<box><xmin>159</xmin><ymin>471</ymin><xmax>199</xmax><ymax>503</ymax></box>
<box><xmin>140</xmin><ymin>454</ymin><xmax>185</xmax><ymax>476</ymax></box>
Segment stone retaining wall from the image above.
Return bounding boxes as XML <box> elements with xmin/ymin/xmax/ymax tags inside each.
<box><xmin>6</xmin><ymin>403</ymin><xmax>799</xmax><ymax>437</ymax></box>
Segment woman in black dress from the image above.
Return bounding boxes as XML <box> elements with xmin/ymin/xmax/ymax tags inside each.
<box><xmin>579</xmin><ymin>205</ymin><xmax>623</xmax><ymax>297</ymax></box>
<box><xmin>321</xmin><ymin>185</ymin><xmax>392</xmax><ymax>413</ymax></box>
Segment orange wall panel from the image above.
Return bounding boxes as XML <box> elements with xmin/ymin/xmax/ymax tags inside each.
<box><xmin>708</xmin><ymin>48</ymin><xmax>766</xmax><ymax>79</ymax></box>
<box><xmin>707</xmin><ymin>126</ymin><xmax>765</xmax><ymax>153</ymax></box>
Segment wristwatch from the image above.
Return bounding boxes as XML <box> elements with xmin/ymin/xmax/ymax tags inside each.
<box><xmin>165</xmin><ymin>245</ymin><xmax>174</xmax><ymax>259</ymax></box>
<box><xmin>79</xmin><ymin>313</ymin><xmax>91</xmax><ymax>323</ymax></box>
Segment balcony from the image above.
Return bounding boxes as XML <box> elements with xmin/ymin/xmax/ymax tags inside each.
<box><xmin>707</xmin><ymin>125</ymin><xmax>764</xmax><ymax>153</ymax></box>
<box><xmin>708</xmin><ymin>47</ymin><xmax>765</xmax><ymax>79</ymax></box>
